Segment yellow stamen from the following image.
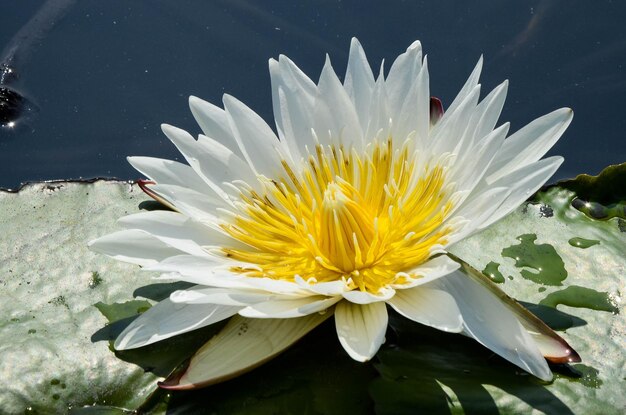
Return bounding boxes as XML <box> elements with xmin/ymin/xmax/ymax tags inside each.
<box><xmin>222</xmin><ymin>138</ymin><xmax>452</xmax><ymax>294</ymax></box>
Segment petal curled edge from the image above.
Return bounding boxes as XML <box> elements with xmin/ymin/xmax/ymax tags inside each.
<box><xmin>430</xmin><ymin>256</ymin><xmax>581</xmax><ymax>381</ymax></box>
<box><xmin>114</xmin><ymin>297</ymin><xmax>241</xmax><ymax>350</ymax></box>
<box><xmin>392</xmin><ymin>254</ymin><xmax>461</xmax><ymax>289</ymax></box>
<box><xmin>447</xmin><ymin>255</ymin><xmax>581</xmax><ymax>365</ymax></box>
<box><xmin>387</xmin><ymin>287</ymin><xmax>463</xmax><ymax>333</ymax></box>
<box><xmin>335</xmin><ymin>301</ymin><xmax>388</xmax><ymax>362</ymax></box>
<box><xmin>429</xmin><ymin>269</ymin><xmax>552</xmax><ymax>381</ymax></box>
<box><xmin>88</xmin><ymin>229</ymin><xmax>184</xmax><ymax>267</ymax></box>
<box><xmin>239</xmin><ymin>296</ymin><xmax>341</xmax><ymax>318</ymax></box>
<box><xmin>485</xmin><ymin>108</ymin><xmax>573</xmax><ymax>184</ymax></box>
<box><xmin>160</xmin><ymin>313</ymin><xmax>331</xmax><ymax>390</ymax></box>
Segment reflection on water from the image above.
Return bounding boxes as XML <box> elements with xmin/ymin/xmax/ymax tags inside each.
<box><xmin>0</xmin><ymin>0</ymin><xmax>75</xmax><ymax>135</ymax></box>
<box><xmin>0</xmin><ymin>0</ymin><xmax>625</xmax><ymax>189</ymax></box>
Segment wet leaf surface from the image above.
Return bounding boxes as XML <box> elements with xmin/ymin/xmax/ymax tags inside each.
<box><xmin>1</xmin><ymin>163</ymin><xmax>625</xmax><ymax>414</ymax></box>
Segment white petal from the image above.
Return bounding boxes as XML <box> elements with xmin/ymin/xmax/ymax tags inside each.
<box><xmin>127</xmin><ymin>156</ymin><xmax>213</xmax><ymax>196</ymax></box>
<box><xmin>430</xmin><ymin>85</ymin><xmax>481</xmax><ymax>156</ymax></box>
<box><xmin>118</xmin><ymin>211</ymin><xmax>230</xmax><ymax>256</ymax></box>
<box><xmin>239</xmin><ymin>296</ymin><xmax>340</xmax><ymax>318</ymax></box>
<box><xmin>445</xmin><ymin>56</ymin><xmax>483</xmax><ymax>116</ymax></box>
<box><xmin>145</xmin><ymin>255</ymin><xmax>252</xmax><ymax>287</ymax></box>
<box><xmin>196</xmin><ymin>134</ymin><xmax>259</xmax><ymax>190</ymax></box>
<box><xmin>223</xmin><ymin>94</ymin><xmax>289</xmax><ymax>177</ymax></box>
<box><xmin>145</xmin><ymin>183</ymin><xmax>226</xmax><ymax>222</ymax></box>
<box><xmin>160</xmin><ymin>314</ymin><xmax>330</xmax><ymax>389</ymax></box>
<box><xmin>188</xmin><ymin>96</ymin><xmax>243</xmax><ymax>157</ymax></box>
<box><xmin>431</xmin><ymin>270</ymin><xmax>552</xmax><ymax>381</ymax></box>
<box><xmin>312</xmin><ymin>56</ymin><xmax>363</xmax><ymax>149</ymax></box>
<box><xmin>450</xmin><ymin>123</ymin><xmax>509</xmax><ymax>196</ymax></box>
<box><xmin>486</xmin><ymin>108</ymin><xmax>573</xmax><ymax>183</ymax></box>
<box><xmin>446</xmin><ymin>187</ymin><xmax>509</xmax><ymax>245</ymax></box>
<box><xmin>394</xmin><ymin>57</ymin><xmax>429</xmax><ymax>143</ymax></box>
<box><xmin>364</xmin><ymin>68</ymin><xmax>391</xmax><ymax>141</ymax></box>
<box><xmin>387</xmin><ymin>286</ymin><xmax>463</xmax><ymax>332</ymax></box>
<box><xmin>88</xmin><ymin>229</ymin><xmax>183</xmax><ymax>267</ymax></box>
<box><xmin>160</xmin><ymin>124</ymin><xmax>256</xmax><ymax>201</ymax></box>
<box><xmin>452</xmin><ymin>258</ymin><xmax>581</xmax><ymax>364</ymax></box>
<box><xmin>344</xmin><ymin>37</ymin><xmax>375</xmax><ymax>134</ymax></box>
<box><xmin>478</xmin><ymin>156</ymin><xmax>563</xmax><ymax>230</ymax></box>
<box><xmin>118</xmin><ymin>210</ymin><xmax>248</xmax><ymax>252</ymax></box>
<box><xmin>114</xmin><ymin>298</ymin><xmax>240</xmax><ymax>350</ymax></box>
<box><xmin>385</xmin><ymin>40</ymin><xmax>423</xmax><ymax>120</ymax></box>
<box><xmin>295</xmin><ymin>275</ymin><xmax>351</xmax><ymax>296</ymax></box>
<box><xmin>146</xmin><ymin>255</ymin><xmax>309</xmax><ymax>296</ymax></box>
<box><xmin>269</xmin><ymin>55</ymin><xmax>318</xmax><ymax>157</ymax></box>
<box><xmin>342</xmin><ymin>287</ymin><xmax>395</xmax><ymax>304</ymax></box>
<box><xmin>392</xmin><ymin>255</ymin><xmax>461</xmax><ymax>289</ymax></box>
<box><xmin>335</xmin><ymin>301</ymin><xmax>388</xmax><ymax>362</ymax></box>
<box><xmin>238</xmin><ymin>277</ymin><xmax>311</xmax><ymax>295</ymax></box>
<box><xmin>466</xmin><ymin>80</ymin><xmax>508</xmax><ymax>148</ymax></box>
<box><xmin>170</xmin><ymin>287</ymin><xmax>276</xmax><ymax>306</ymax></box>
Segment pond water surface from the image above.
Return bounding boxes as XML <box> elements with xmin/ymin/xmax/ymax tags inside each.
<box><xmin>1</xmin><ymin>0</ymin><xmax>625</xmax><ymax>190</ymax></box>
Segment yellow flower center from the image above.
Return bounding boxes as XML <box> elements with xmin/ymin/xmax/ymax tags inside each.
<box><xmin>222</xmin><ymin>139</ymin><xmax>453</xmax><ymax>294</ymax></box>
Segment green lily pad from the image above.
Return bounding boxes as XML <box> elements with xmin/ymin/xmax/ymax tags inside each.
<box><xmin>0</xmin><ymin>181</ymin><xmax>156</xmax><ymax>413</ymax></box>
<box><xmin>1</xmin><ymin>163</ymin><xmax>624</xmax><ymax>414</ymax></box>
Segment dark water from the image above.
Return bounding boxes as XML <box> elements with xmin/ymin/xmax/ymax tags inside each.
<box><xmin>1</xmin><ymin>0</ymin><xmax>625</xmax><ymax>190</ymax></box>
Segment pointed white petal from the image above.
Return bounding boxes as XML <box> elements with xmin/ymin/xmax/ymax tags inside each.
<box><xmin>170</xmin><ymin>287</ymin><xmax>276</xmax><ymax>306</ymax></box>
<box><xmin>448</xmin><ymin>257</ymin><xmax>581</xmax><ymax>364</ymax></box>
<box><xmin>145</xmin><ymin>183</ymin><xmax>226</xmax><ymax>222</ymax></box>
<box><xmin>445</xmin><ymin>56</ymin><xmax>483</xmax><ymax>116</ymax></box>
<box><xmin>237</xmin><ymin>277</ymin><xmax>311</xmax><ymax>295</ymax></box>
<box><xmin>118</xmin><ymin>211</ymin><xmax>226</xmax><ymax>257</ymax></box>
<box><xmin>88</xmin><ymin>229</ymin><xmax>183</xmax><ymax>266</ymax></box>
<box><xmin>388</xmin><ymin>287</ymin><xmax>463</xmax><ymax>332</ymax></box>
<box><xmin>270</xmin><ymin>55</ymin><xmax>318</xmax><ymax>154</ymax></box>
<box><xmin>223</xmin><ymin>94</ymin><xmax>288</xmax><ymax>177</ymax></box>
<box><xmin>312</xmin><ymin>55</ymin><xmax>363</xmax><ymax>148</ymax></box>
<box><xmin>395</xmin><ymin>58</ymin><xmax>429</xmax><ymax>143</ymax></box>
<box><xmin>160</xmin><ymin>124</ymin><xmax>256</xmax><ymax>201</ymax></box>
<box><xmin>114</xmin><ymin>298</ymin><xmax>240</xmax><ymax>350</ymax></box>
<box><xmin>450</xmin><ymin>123</ymin><xmax>509</xmax><ymax>195</ymax></box>
<box><xmin>478</xmin><ymin>156</ymin><xmax>563</xmax><ymax>230</ymax></box>
<box><xmin>144</xmin><ymin>255</ymin><xmax>252</xmax><ymax>288</ymax></box>
<box><xmin>160</xmin><ymin>314</ymin><xmax>331</xmax><ymax>389</ymax></box>
<box><xmin>364</xmin><ymin>69</ymin><xmax>391</xmax><ymax>142</ymax></box>
<box><xmin>486</xmin><ymin>108</ymin><xmax>573</xmax><ymax>183</ymax></box>
<box><xmin>344</xmin><ymin>37</ymin><xmax>375</xmax><ymax>133</ymax></box>
<box><xmin>446</xmin><ymin>187</ymin><xmax>509</xmax><ymax>244</ymax></box>
<box><xmin>342</xmin><ymin>287</ymin><xmax>395</xmax><ymax>304</ymax></box>
<box><xmin>386</xmin><ymin>41</ymin><xmax>423</xmax><ymax>120</ymax></box>
<box><xmin>239</xmin><ymin>295</ymin><xmax>340</xmax><ymax>318</ymax></box>
<box><xmin>335</xmin><ymin>301</ymin><xmax>388</xmax><ymax>362</ymax></box>
<box><xmin>430</xmin><ymin>85</ymin><xmax>481</xmax><ymax>156</ymax></box>
<box><xmin>392</xmin><ymin>255</ymin><xmax>461</xmax><ymax>289</ymax></box>
<box><xmin>430</xmin><ymin>268</ymin><xmax>552</xmax><ymax>381</ymax></box>
<box><xmin>118</xmin><ymin>210</ymin><xmax>249</xmax><ymax>252</ymax></box>
<box><xmin>467</xmin><ymin>80</ymin><xmax>508</xmax><ymax>147</ymax></box>
<box><xmin>295</xmin><ymin>275</ymin><xmax>351</xmax><ymax>296</ymax></box>
<box><xmin>188</xmin><ymin>95</ymin><xmax>243</xmax><ymax>157</ymax></box>
<box><xmin>127</xmin><ymin>156</ymin><xmax>212</xmax><ymax>196</ymax></box>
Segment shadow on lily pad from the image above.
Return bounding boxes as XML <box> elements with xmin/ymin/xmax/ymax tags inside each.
<box><xmin>92</xmin><ymin>284</ymin><xmax>224</xmax><ymax>378</ymax></box>
<box><xmin>89</xmin><ymin>284</ymin><xmax>588</xmax><ymax>414</ymax></box>
<box><xmin>372</xmin><ymin>312</ymin><xmax>576</xmax><ymax>415</ymax></box>
<box><xmin>164</xmin><ymin>319</ymin><xmax>377</xmax><ymax>415</ymax></box>
<box><xmin>519</xmin><ymin>301</ymin><xmax>587</xmax><ymax>331</ymax></box>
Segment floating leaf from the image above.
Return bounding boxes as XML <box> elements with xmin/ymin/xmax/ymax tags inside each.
<box><xmin>2</xmin><ymin>163</ymin><xmax>625</xmax><ymax>413</ymax></box>
<box><xmin>161</xmin><ymin>313</ymin><xmax>332</xmax><ymax>390</ymax></box>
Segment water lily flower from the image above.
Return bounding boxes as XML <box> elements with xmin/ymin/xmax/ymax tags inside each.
<box><xmin>89</xmin><ymin>38</ymin><xmax>579</xmax><ymax>388</ymax></box>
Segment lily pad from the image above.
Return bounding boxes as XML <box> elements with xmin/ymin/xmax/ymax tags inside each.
<box><xmin>1</xmin><ymin>162</ymin><xmax>624</xmax><ymax>414</ymax></box>
<box><xmin>0</xmin><ymin>181</ymin><xmax>155</xmax><ymax>413</ymax></box>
